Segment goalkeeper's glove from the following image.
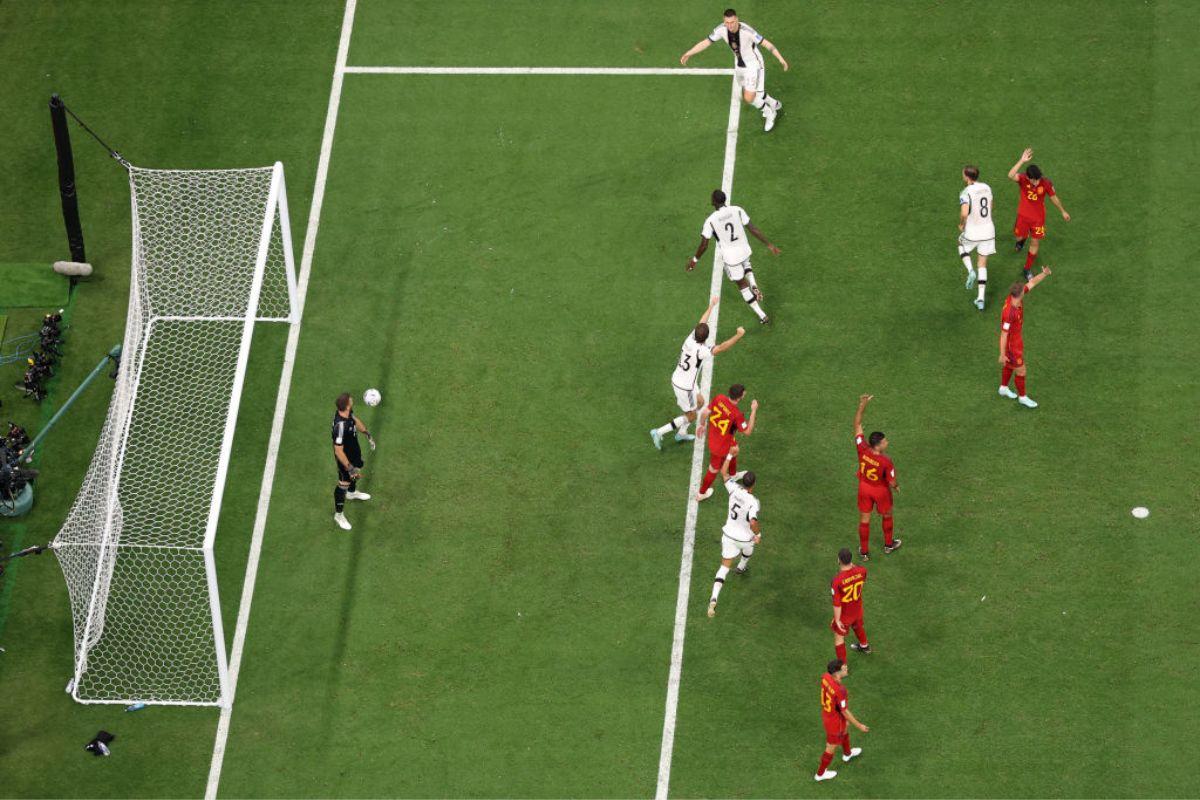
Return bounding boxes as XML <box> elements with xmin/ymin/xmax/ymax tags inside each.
<box><xmin>349</xmin><ymin>467</ymin><xmax>363</xmax><ymax>480</ymax></box>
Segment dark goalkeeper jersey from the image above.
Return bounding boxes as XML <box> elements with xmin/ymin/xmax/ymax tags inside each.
<box><xmin>331</xmin><ymin>412</ymin><xmax>362</xmax><ymax>462</ymax></box>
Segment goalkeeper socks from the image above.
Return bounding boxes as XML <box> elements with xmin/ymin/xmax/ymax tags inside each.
<box><xmin>711</xmin><ymin>565</ymin><xmax>730</xmax><ymax>602</ymax></box>
<box><xmin>977</xmin><ymin>266</ymin><xmax>987</xmax><ymax>301</ymax></box>
<box><xmin>334</xmin><ymin>486</ymin><xmax>347</xmax><ymax>513</ymax></box>
<box><xmin>1015</xmin><ymin>374</ymin><xmax>1027</xmax><ymax>397</ymax></box>
<box><xmin>958</xmin><ymin>246</ymin><xmax>972</xmax><ymax>271</ymax></box>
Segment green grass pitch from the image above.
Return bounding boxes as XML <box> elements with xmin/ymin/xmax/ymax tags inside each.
<box><xmin>1</xmin><ymin>1</ymin><xmax>1198</xmax><ymax>797</ymax></box>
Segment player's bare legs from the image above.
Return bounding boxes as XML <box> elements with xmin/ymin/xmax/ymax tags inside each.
<box><xmin>652</xmin><ymin>393</ymin><xmax>706</xmax><ymax>449</ymax></box>
<box><xmin>707</xmin><ymin>555</ymin><xmax>737</xmax><ymax>617</ymax></box>
<box><xmin>736</xmin><ymin>276</ymin><xmax>769</xmax><ymax>323</ymax></box>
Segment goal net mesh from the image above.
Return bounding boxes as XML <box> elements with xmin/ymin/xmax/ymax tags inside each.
<box><xmin>52</xmin><ymin>165</ymin><xmax>295</xmax><ymax>705</ymax></box>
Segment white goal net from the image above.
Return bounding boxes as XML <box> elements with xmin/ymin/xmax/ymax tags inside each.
<box><xmin>52</xmin><ymin>163</ymin><xmax>297</xmax><ymax>706</ymax></box>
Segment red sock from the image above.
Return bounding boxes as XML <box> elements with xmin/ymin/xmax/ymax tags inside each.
<box><xmin>858</xmin><ymin>521</ymin><xmax>870</xmax><ymax>554</ymax></box>
<box><xmin>882</xmin><ymin>516</ymin><xmax>894</xmax><ymax>547</ymax></box>
<box><xmin>852</xmin><ymin>622</ymin><xmax>867</xmax><ymax>646</ymax></box>
<box><xmin>842</xmin><ymin>733</ymin><xmax>852</xmax><ymax>756</ymax></box>
<box><xmin>817</xmin><ymin>751</ymin><xmax>834</xmax><ymax>776</ymax></box>
<box><xmin>1025</xmin><ymin>250</ymin><xmax>1036</xmax><ymax>271</ymax></box>
<box><xmin>1015</xmin><ymin>374</ymin><xmax>1027</xmax><ymax>396</ymax></box>
<box><xmin>1001</xmin><ymin>364</ymin><xmax>1013</xmax><ymax>386</ymax></box>
<box><xmin>835</xmin><ymin>642</ymin><xmax>847</xmax><ymax>662</ymax></box>
<box><xmin>699</xmin><ymin>468</ymin><xmax>718</xmax><ymax>494</ymax></box>
<box><xmin>728</xmin><ymin>456</ymin><xmax>737</xmax><ymax>475</ymax></box>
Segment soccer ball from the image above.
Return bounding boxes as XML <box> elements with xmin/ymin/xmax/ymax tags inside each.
<box><xmin>363</xmin><ymin>388</ymin><xmax>382</xmax><ymax>407</ymax></box>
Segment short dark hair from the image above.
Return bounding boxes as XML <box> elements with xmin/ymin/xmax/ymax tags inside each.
<box><xmin>694</xmin><ymin>322</ymin><xmax>710</xmax><ymax>343</ymax></box>
<box><xmin>1026</xmin><ymin>163</ymin><xmax>1043</xmax><ymax>180</ymax></box>
<box><xmin>868</xmin><ymin>431</ymin><xmax>885</xmax><ymax>447</ymax></box>
<box><xmin>827</xmin><ymin>659</ymin><xmax>844</xmax><ymax>675</ymax></box>
<box><xmin>1010</xmin><ymin>281</ymin><xmax>1026</xmax><ymax>298</ymax></box>
<box><xmin>838</xmin><ymin>547</ymin><xmax>853</xmax><ymax>565</ymax></box>
<box><xmin>963</xmin><ymin>164</ymin><xmax>980</xmax><ymax>180</ymax></box>
<box><xmin>336</xmin><ymin>392</ymin><xmax>352</xmax><ymax>411</ymax></box>
<box><xmin>728</xmin><ymin>383</ymin><xmax>746</xmax><ymax>400</ymax></box>
<box><xmin>712</xmin><ymin>189</ymin><xmax>727</xmax><ymax>206</ymax></box>
<box><xmin>741</xmin><ymin>471</ymin><xmax>756</xmax><ymax>488</ymax></box>
<box><xmin>724</xmin><ymin>8</ymin><xmax>737</xmax><ymax>18</ymax></box>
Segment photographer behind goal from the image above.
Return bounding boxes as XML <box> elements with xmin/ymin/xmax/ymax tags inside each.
<box><xmin>332</xmin><ymin>392</ymin><xmax>375</xmax><ymax>531</ymax></box>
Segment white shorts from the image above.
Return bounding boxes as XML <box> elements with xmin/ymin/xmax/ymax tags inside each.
<box><xmin>736</xmin><ymin>65</ymin><xmax>764</xmax><ymax>94</ymax></box>
<box><xmin>721</xmin><ymin>534</ymin><xmax>755</xmax><ymax>560</ymax></box>
<box><xmin>673</xmin><ymin>383</ymin><xmax>698</xmax><ymax>413</ymax></box>
<box><xmin>723</xmin><ymin>258</ymin><xmax>751</xmax><ymax>282</ymax></box>
<box><xmin>958</xmin><ymin>236</ymin><xmax>996</xmax><ymax>256</ymax></box>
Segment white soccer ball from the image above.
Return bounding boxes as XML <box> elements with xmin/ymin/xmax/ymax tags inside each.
<box><xmin>363</xmin><ymin>388</ymin><xmax>382</xmax><ymax>407</ymax></box>
<box><xmin>1131</xmin><ymin>506</ymin><xmax>1149</xmax><ymax>519</ymax></box>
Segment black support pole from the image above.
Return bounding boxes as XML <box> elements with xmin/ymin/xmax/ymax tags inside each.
<box><xmin>49</xmin><ymin>94</ymin><xmax>86</xmax><ymax>263</ymax></box>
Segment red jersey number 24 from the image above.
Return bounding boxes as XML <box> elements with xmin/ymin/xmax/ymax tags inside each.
<box><xmin>710</xmin><ymin>404</ymin><xmax>731</xmax><ymax>436</ymax></box>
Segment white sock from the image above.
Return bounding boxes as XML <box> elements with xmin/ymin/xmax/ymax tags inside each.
<box><xmin>744</xmin><ymin>270</ymin><xmax>759</xmax><ymax>291</ymax></box>
<box><xmin>739</xmin><ymin>286</ymin><xmax>767</xmax><ymax>320</ymax></box>
<box><xmin>711</xmin><ymin>565</ymin><xmax>730</xmax><ymax>602</ymax></box>
<box><xmin>749</xmin><ymin>300</ymin><xmax>767</xmax><ymax>320</ymax></box>
<box><xmin>751</xmin><ymin>95</ymin><xmax>765</xmax><ymax>110</ymax></box>
<box><xmin>655</xmin><ymin>422</ymin><xmax>674</xmax><ymax>436</ymax></box>
<box><xmin>673</xmin><ymin>415</ymin><xmax>690</xmax><ymax>434</ymax></box>
<box><xmin>737</xmin><ymin>555</ymin><xmax>750</xmax><ymax>570</ymax></box>
<box><xmin>763</xmin><ymin>94</ymin><xmax>779</xmax><ymax>110</ymax></box>
<box><xmin>958</xmin><ymin>246</ymin><xmax>972</xmax><ymax>272</ymax></box>
<box><xmin>976</xmin><ymin>266</ymin><xmax>987</xmax><ymax>301</ymax></box>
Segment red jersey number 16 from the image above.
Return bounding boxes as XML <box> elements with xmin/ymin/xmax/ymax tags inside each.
<box><xmin>859</xmin><ymin>462</ymin><xmax>880</xmax><ymax>482</ymax></box>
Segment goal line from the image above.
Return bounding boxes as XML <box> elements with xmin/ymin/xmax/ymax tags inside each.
<box><xmin>342</xmin><ymin>65</ymin><xmax>734</xmax><ymax>76</ymax></box>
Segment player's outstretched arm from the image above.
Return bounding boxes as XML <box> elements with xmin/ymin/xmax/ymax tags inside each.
<box><xmin>843</xmin><ymin>707</ymin><xmax>869</xmax><ymax>733</ymax></box>
<box><xmin>1027</xmin><ymin>265</ymin><xmax>1052</xmax><ymax>291</ymax></box>
<box><xmin>699</xmin><ymin>295</ymin><xmax>719</xmax><ymax>324</ymax></box>
<box><xmin>746</xmin><ymin>222</ymin><xmax>781</xmax><ymax>255</ymax></box>
<box><xmin>1008</xmin><ymin>148</ymin><xmax>1033</xmax><ymax>181</ymax></box>
<box><xmin>352</xmin><ymin>414</ymin><xmax>376</xmax><ymax>450</ymax></box>
<box><xmin>680</xmin><ymin>38</ymin><xmax>712</xmax><ymax>65</ymax></box>
<box><xmin>712</xmin><ymin>326</ymin><xmax>745</xmax><ymax>355</ymax></box>
<box><xmin>854</xmin><ymin>394</ymin><xmax>872</xmax><ymax>436</ymax></box>
<box><xmin>720</xmin><ymin>444</ymin><xmax>738</xmax><ymax>482</ymax></box>
<box><xmin>687</xmin><ymin>237</ymin><xmax>711</xmax><ymax>271</ymax></box>
<box><xmin>744</xmin><ymin>398</ymin><xmax>759</xmax><ymax>435</ymax></box>
<box><xmin>761</xmin><ymin>39</ymin><xmax>789</xmax><ymax>70</ymax></box>
<box><xmin>1050</xmin><ymin>194</ymin><xmax>1071</xmax><ymax>221</ymax></box>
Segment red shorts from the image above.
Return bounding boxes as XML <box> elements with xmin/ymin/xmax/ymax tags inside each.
<box><xmin>1005</xmin><ymin>343</ymin><xmax>1024</xmax><ymax>367</ymax></box>
<box><xmin>708</xmin><ymin>442</ymin><xmax>733</xmax><ymax>471</ymax></box>
<box><xmin>1013</xmin><ymin>216</ymin><xmax>1046</xmax><ymax>240</ymax></box>
<box><xmin>830</xmin><ymin>615</ymin><xmax>862</xmax><ymax>635</ymax></box>
<box><xmin>824</xmin><ymin>721</ymin><xmax>847</xmax><ymax>745</ymax></box>
<box><xmin>857</xmin><ymin>482</ymin><xmax>892</xmax><ymax>514</ymax></box>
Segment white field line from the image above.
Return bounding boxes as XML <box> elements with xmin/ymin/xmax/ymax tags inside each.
<box><xmin>344</xmin><ymin>65</ymin><xmax>733</xmax><ymax>76</ymax></box>
<box><xmin>655</xmin><ymin>76</ymin><xmax>742</xmax><ymax>800</ymax></box>
<box><xmin>203</xmin><ymin>1</ymin><xmax>358</xmax><ymax>798</ymax></box>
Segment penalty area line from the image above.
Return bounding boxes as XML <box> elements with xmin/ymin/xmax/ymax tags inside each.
<box><xmin>204</xmin><ymin>1</ymin><xmax>358</xmax><ymax>798</ymax></box>
<box><xmin>654</xmin><ymin>75</ymin><xmax>742</xmax><ymax>800</ymax></box>
<box><xmin>342</xmin><ymin>65</ymin><xmax>733</xmax><ymax>76</ymax></box>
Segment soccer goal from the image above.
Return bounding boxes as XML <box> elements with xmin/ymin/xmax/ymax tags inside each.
<box><xmin>51</xmin><ymin>163</ymin><xmax>298</xmax><ymax>706</ymax></box>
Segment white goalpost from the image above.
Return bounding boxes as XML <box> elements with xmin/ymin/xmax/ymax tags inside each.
<box><xmin>51</xmin><ymin>162</ymin><xmax>298</xmax><ymax>707</ymax></box>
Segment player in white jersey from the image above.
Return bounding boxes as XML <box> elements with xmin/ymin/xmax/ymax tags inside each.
<box><xmin>707</xmin><ymin>446</ymin><xmax>760</xmax><ymax>618</ymax></box>
<box><xmin>650</xmin><ymin>296</ymin><xmax>745</xmax><ymax>450</ymax></box>
<box><xmin>679</xmin><ymin>8</ymin><xmax>790</xmax><ymax>132</ymax></box>
<box><xmin>957</xmin><ymin>164</ymin><xmax>996</xmax><ymax>311</ymax></box>
<box><xmin>687</xmin><ymin>189</ymin><xmax>780</xmax><ymax>324</ymax></box>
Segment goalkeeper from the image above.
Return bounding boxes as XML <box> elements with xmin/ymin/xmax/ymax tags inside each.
<box><xmin>332</xmin><ymin>392</ymin><xmax>375</xmax><ymax>531</ymax></box>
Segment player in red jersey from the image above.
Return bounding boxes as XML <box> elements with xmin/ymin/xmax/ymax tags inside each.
<box><xmin>853</xmin><ymin>394</ymin><xmax>899</xmax><ymax>561</ymax></box>
<box><xmin>831</xmin><ymin>547</ymin><xmax>870</xmax><ymax>660</ymax></box>
<box><xmin>697</xmin><ymin>383</ymin><xmax>757</xmax><ymax>501</ymax></box>
<box><xmin>815</xmin><ymin>659</ymin><xmax>868</xmax><ymax>782</ymax></box>
<box><xmin>999</xmin><ymin>266</ymin><xmax>1052</xmax><ymax>408</ymax></box>
<box><xmin>1008</xmin><ymin>148</ymin><xmax>1071</xmax><ymax>279</ymax></box>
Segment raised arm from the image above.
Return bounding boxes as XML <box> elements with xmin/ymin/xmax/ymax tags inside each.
<box><xmin>760</xmin><ymin>38</ymin><xmax>789</xmax><ymax>70</ymax></box>
<box><xmin>712</xmin><ymin>326</ymin><xmax>745</xmax><ymax>355</ymax></box>
<box><xmin>680</xmin><ymin>38</ymin><xmax>713</xmax><ymax>65</ymax></box>
<box><xmin>1026</xmin><ymin>265</ymin><xmax>1052</xmax><ymax>291</ymax></box>
<box><xmin>853</xmin><ymin>394</ymin><xmax>872</xmax><ymax>437</ymax></box>
<box><xmin>1008</xmin><ymin>148</ymin><xmax>1033</xmax><ymax>182</ymax></box>
<box><xmin>687</xmin><ymin>236</ymin><xmax>711</xmax><ymax>271</ymax></box>
<box><xmin>698</xmin><ymin>295</ymin><xmax>719</xmax><ymax>324</ymax></box>
<box><xmin>743</xmin><ymin>399</ymin><xmax>759</xmax><ymax>436</ymax></box>
<box><xmin>745</xmin><ymin>222</ymin><xmax>782</xmax><ymax>255</ymax></box>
